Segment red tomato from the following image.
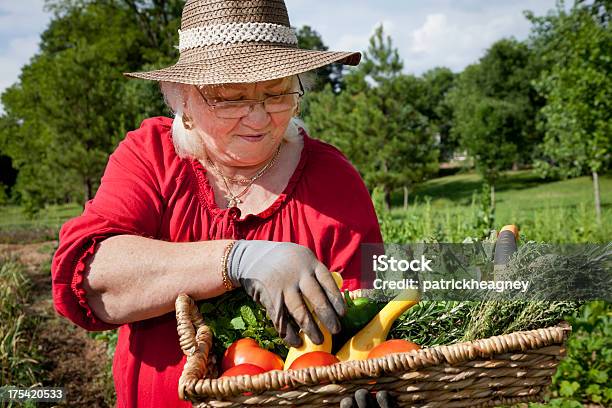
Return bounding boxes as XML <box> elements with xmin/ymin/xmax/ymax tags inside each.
<box><xmin>221</xmin><ymin>338</ymin><xmax>260</xmax><ymax>372</ymax></box>
<box><xmin>288</xmin><ymin>351</ymin><xmax>340</xmax><ymax>370</ymax></box>
<box><xmin>222</xmin><ymin>343</ymin><xmax>284</xmax><ymax>373</ymax></box>
<box><xmin>367</xmin><ymin>339</ymin><xmax>421</xmax><ymax>359</ymax></box>
<box><xmin>220</xmin><ymin>363</ymin><xmax>266</xmax><ymax>377</ymax></box>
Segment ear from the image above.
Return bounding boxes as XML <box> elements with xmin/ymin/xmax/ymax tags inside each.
<box><xmin>182</xmin><ymin>112</ymin><xmax>195</xmax><ymax>130</ymax></box>
<box><xmin>294</xmin><ymin>100</ymin><xmax>301</xmax><ymax>117</ymax></box>
<box><xmin>181</xmin><ymin>94</ymin><xmax>195</xmax><ymax>130</ymax></box>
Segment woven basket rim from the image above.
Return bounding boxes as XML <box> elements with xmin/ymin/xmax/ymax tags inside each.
<box><xmin>175</xmin><ymin>294</ymin><xmax>571</xmax><ymax>403</ymax></box>
<box><xmin>194</xmin><ymin>323</ymin><xmax>570</xmax><ymax>398</ymax></box>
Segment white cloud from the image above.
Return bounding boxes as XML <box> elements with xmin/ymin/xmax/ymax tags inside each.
<box><xmin>400</xmin><ymin>8</ymin><xmax>535</xmax><ymax>73</ymax></box>
<box><xmin>287</xmin><ymin>0</ymin><xmax>558</xmax><ymax>75</ymax></box>
<box><xmin>411</xmin><ymin>13</ymin><xmax>448</xmax><ymax>54</ymax></box>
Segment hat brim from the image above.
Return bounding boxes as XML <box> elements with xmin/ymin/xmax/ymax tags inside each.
<box><xmin>124</xmin><ymin>45</ymin><xmax>361</xmax><ymax>85</ymax></box>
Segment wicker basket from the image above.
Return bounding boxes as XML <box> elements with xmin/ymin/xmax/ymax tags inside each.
<box><xmin>175</xmin><ymin>294</ymin><xmax>571</xmax><ymax>407</ymax></box>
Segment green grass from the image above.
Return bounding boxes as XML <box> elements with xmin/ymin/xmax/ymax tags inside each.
<box><xmin>0</xmin><ymin>203</ymin><xmax>82</xmax><ymax>243</ymax></box>
<box><xmin>0</xmin><ymin>256</ymin><xmax>42</xmax><ymax>390</ymax></box>
<box><xmin>407</xmin><ymin>170</ymin><xmax>612</xmax><ymax>209</ymax></box>
<box><xmin>385</xmin><ymin>170</ymin><xmax>611</xmax><ymax>243</ymax></box>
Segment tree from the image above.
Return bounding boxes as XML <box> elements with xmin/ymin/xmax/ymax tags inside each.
<box><xmin>295</xmin><ymin>25</ymin><xmax>344</xmax><ymax>92</ymax></box>
<box><xmin>477</xmin><ymin>38</ymin><xmax>543</xmax><ymax>166</ymax></box>
<box><xmin>0</xmin><ymin>117</ymin><xmax>18</xmax><ymax>203</ymax></box>
<box><xmin>527</xmin><ymin>0</ymin><xmax>611</xmax><ymax>223</ymax></box>
<box><xmin>450</xmin><ymin>90</ymin><xmax>521</xmax><ymax>205</ymax></box>
<box><xmin>420</xmin><ymin>67</ymin><xmax>456</xmax><ymax>162</ymax></box>
<box><xmin>0</xmin><ymin>0</ymin><xmax>182</xmax><ymax>212</ymax></box>
<box><xmin>305</xmin><ymin>25</ymin><xmax>438</xmax><ymax>209</ymax></box>
<box><xmin>446</xmin><ymin>38</ymin><xmax>542</xmax><ymax>207</ymax></box>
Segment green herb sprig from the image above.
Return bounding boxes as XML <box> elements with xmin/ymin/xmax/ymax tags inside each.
<box><xmin>198</xmin><ymin>290</ymin><xmax>288</xmax><ymax>359</ymax></box>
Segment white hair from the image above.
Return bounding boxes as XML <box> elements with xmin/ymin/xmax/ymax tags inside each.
<box><xmin>160</xmin><ymin>73</ymin><xmax>313</xmax><ymax>160</ymax></box>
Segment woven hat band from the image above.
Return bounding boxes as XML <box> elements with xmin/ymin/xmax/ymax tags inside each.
<box><xmin>181</xmin><ymin>0</ymin><xmax>291</xmax><ymax>30</ymax></box>
<box><xmin>178</xmin><ymin>22</ymin><xmax>297</xmax><ymax>51</ymax></box>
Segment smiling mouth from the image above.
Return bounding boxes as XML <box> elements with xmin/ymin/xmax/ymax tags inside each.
<box><xmin>238</xmin><ymin>133</ymin><xmax>266</xmax><ymax>140</ymax></box>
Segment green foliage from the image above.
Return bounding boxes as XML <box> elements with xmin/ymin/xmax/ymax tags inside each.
<box><xmin>0</xmin><ymin>257</ymin><xmax>42</xmax><ymax>387</ymax></box>
<box><xmin>197</xmin><ymin>290</ymin><xmax>289</xmax><ymax>359</ymax></box>
<box><xmin>420</xmin><ymin>67</ymin><xmax>457</xmax><ymax>162</ymax></box>
<box><xmin>463</xmin><ymin>300</ymin><xmax>578</xmax><ymax>342</ymax></box>
<box><xmin>447</xmin><ymin>38</ymin><xmax>542</xmax><ymax>187</ymax></box>
<box><xmin>0</xmin><ymin>183</ymin><xmax>7</xmax><ymax>206</ymax></box>
<box><xmin>530</xmin><ymin>301</ymin><xmax>612</xmax><ymax>407</ymax></box>
<box><xmin>528</xmin><ymin>2</ymin><xmax>612</xmax><ymax>179</ymax></box>
<box><xmin>0</xmin><ymin>0</ymin><xmax>183</xmax><ymax>212</ymax></box>
<box><xmin>360</xmin><ymin>25</ymin><xmax>404</xmax><ymax>84</ymax></box>
<box><xmin>304</xmin><ymin>25</ymin><xmax>439</xmax><ymax>208</ymax></box>
<box><xmin>474</xmin><ymin>183</ymin><xmax>496</xmax><ymax>237</ymax></box>
<box><xmin>390</xmin><ymin>301</ymin><xmax>474</xmax><ymax>347</ymax></box>
<box><xmin>88</xmin><ymin>330</ymin><xmax>119</xmax><ymax>359</ymax></box>
<box><xmin>450</xmin><ymin>94</ymin><xmax>520</xmax><ymax>185</ymax></box>
<box><xmin>377</xmin><ymin>187</ymin><xmax>497</xmax><ymax>243</ymax></box>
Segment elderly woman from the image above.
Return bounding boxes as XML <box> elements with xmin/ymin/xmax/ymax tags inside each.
<box><xmin>51</xmin><ymin>0</ymin><xmax>384</xmax><ymax>406</ymax></box>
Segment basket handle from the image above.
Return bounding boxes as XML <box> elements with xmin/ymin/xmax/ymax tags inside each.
<box><xmin>175</xmin><ymin>294</ymin><xmax>214</xmax><ymax>400</ymax></box>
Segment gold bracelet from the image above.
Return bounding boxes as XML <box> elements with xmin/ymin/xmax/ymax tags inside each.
<box><xmin>221</xmin><ymin>240</ymin><xmax>237</xmax><ymax>291</ymax></box>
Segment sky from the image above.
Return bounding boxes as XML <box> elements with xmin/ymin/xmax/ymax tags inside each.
<box><xmin>0</xmin><ymin>0</ymin><xmax>559</xmax><ymax>111</ymax></box>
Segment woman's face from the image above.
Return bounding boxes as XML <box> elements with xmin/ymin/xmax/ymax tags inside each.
<box><xmin>187</xmin><ymin>76</ymin><xmax>297</xmax><ymax>167</ymax></box>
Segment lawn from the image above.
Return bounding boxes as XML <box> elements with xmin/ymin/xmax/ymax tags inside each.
<box><xmin>0</xmin><ymin>203</ymin><xmax>82</xmax><ymax>243</ymax></box>
<box><xmin>407</xmin><ymin>170</ymin><xmax>611</xmax><ymax>210</ymax></box>
<box><xmin>387</xmin><ymin>170</ymin><xmax>611</xmax><ymax>243</ymax></box>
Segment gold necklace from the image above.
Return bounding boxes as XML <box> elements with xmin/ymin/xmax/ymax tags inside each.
<box><xmin>206</xmin><ymin>143</ymin><xmax>282</xmax><ymax>207</ymax></box>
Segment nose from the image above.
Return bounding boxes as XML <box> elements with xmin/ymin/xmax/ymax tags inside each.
<box><xmin>241</xmin><ymin>102</ymin><xmax>270</xmax><ymax>129</ymax></box>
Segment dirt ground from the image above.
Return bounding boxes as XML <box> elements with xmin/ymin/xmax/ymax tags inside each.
<box><xmin>1</xmin><ymin>242</ymin><xmax>115</xmax><ymax>407</ymax></box>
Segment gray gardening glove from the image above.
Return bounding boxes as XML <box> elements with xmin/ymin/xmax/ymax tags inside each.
<box><xmin>227</xmin><ymin>240</ymin><xmax>346</xmax><ymax>347</ymax></box>
<box><xmin>339</xmin><ymin>389</ymin><xmax>396</xmax><ymax>408</ymax></box>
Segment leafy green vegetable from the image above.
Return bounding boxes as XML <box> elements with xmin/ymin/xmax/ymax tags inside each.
<box><xmin>240</xmin><ymin>305</ymin><xmax>258</xmax><ymax>327</ymax></box>
<box><xmin>197</xmin><ymin>290</ymin><xmax>288</xmax><ymax>358</ymax></box>
<box><xmin>529</xmin><ymin>301</ymin><xmax>611</xmax><ymax>407</ymax></box>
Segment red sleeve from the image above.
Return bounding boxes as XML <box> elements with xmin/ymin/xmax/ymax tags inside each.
<box><xmin>304</xmin><ymin>139</ymin><xmax>383</xmax><ymax>292</ymax></box>
<box><xmin>330</xmin><ymin>220</ymin><xmax>383</xmax><ymax>292</ymax></box>
<box><xmin>51</xmin><ymin>117</ymin><xmax>173</xmax><ymax>331</ymax></box>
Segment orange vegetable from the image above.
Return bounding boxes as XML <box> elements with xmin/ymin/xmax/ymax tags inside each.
<box><xmin>366</xmin><ymin>339</ymin><xmax>420</xmax><ymax>359</ymax></box>
<box><xmin>288</xmin><ymin>351</ymin><xmax>340</xmax><ymax>370</ymax></box>
<box><xmin>221</xmin><ymin>338</ymin><xmax>260</xmax><ymax>372</ymax></box>
<box><xmin>221</xmin><ymin>339</ymin><xmax>284</xmax><ymax>372</ymax></box>
<box><xmin>220</xmin><ymin>363</ymin><xmax>266</xmax><ymax>377</ymax></box>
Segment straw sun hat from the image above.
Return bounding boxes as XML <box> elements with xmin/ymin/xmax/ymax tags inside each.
<box><xmin>125</xmin><ymin>0</ymin><xmax>361</xmax><ymax>85</ymax></box>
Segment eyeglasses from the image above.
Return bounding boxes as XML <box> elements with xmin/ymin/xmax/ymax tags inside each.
<box><xmin>195</xmin><ymin>77</ymin><xmax>304</xmax><ymax>119</ymax></box>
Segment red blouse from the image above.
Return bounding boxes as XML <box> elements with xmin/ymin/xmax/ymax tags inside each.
<box><xmin>51</xmin><ymin>117</ymin><xmax>382</xmax><ymax>407</ymax></box>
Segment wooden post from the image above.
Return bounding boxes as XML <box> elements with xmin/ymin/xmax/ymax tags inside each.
<box><xmin>593</xmin><ymin>171</ymin><xmax>601</xmax><ymax>224</ymax></box>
